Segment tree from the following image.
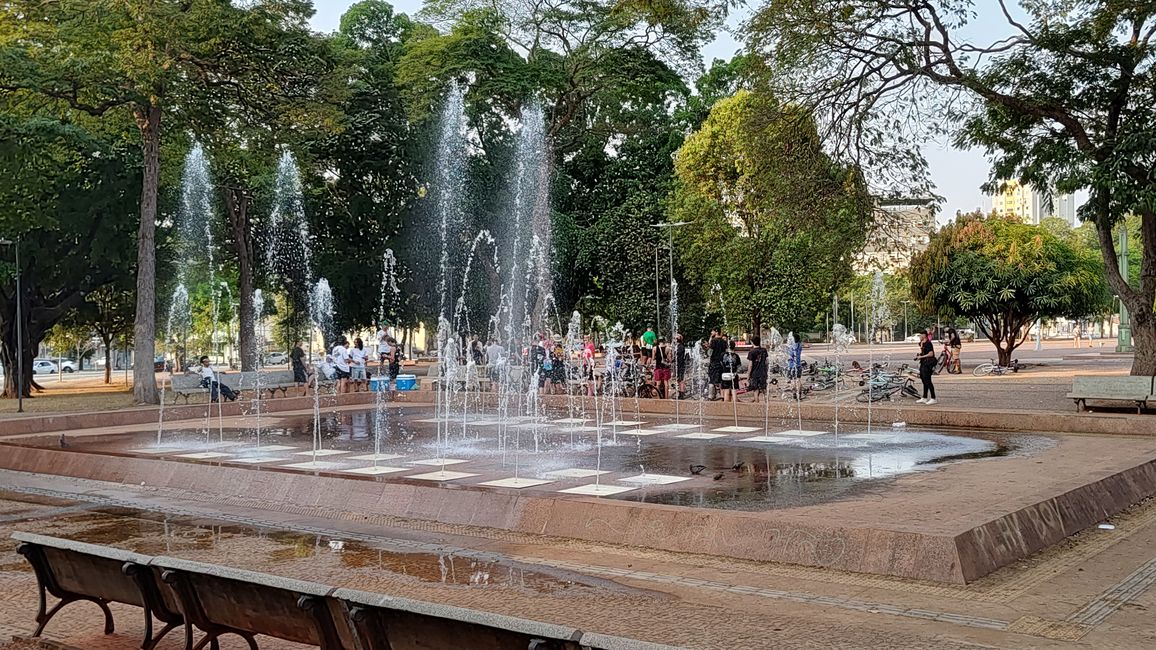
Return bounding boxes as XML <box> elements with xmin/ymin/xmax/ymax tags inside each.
<box><xmin>910</xmin><ymin>213</ymin><xmax>1110</xmax><ymax>366</ymax></box>
<box><xmin>747</xmin><ymin>0</ymin><xmax>1156</xmax><ymax>374</ymax></box>
<box><xmin>0</xmin><ymin>116</ymin><xmax>140</xmax><ymax>397</ymax></box>
<box><xmin>1</xmin><ymin>0</ymin><xmax>330</xmax><ymax>401</ymax></box>
<box><xmin>86</xmin><ymin>286</ymin><xmax>136</xmax><ymax>384</ymax></box>
<box><xmin>672</xmin><ymin>89</ymin><xmax>873</xmax><ymax>335</ymax></box>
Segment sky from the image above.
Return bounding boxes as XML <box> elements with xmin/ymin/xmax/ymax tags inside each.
<box><xmin>308</xmin><ymin>0</ymin><xmax>996</xmax><ymax>221</ymax></box>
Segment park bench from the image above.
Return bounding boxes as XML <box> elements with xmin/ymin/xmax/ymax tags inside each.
<box><xmin>13</xmin><ymin>532</ymin><xmax>184</xmax><ymax>650</ymax></box>
<box><xmin>14</xmin><ymin>532</ymin><xmax>687</xmax><ymax>650</ymax></box>
<box><xmin>237</xmin><ymin>369</ymin><xmax>300</xmax><ymax>399</ymax></box>
<box><xmin>1067</xmin><ymin>375</ymin><xmax>1156</xmax><ymax>413</ymax></box>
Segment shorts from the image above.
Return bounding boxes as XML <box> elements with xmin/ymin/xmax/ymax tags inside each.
<box><xmin>653</xmin><ymin>367</ymin><xmax>671</xmax><ymax>382</ymax></box>
<box><xmin>350</xmin><ymin>366</ymin><xmax>366</xmax><ymax>381</ymax></box>
<box><xmin>335</xmin><ymin>368</ymin><xmax>351</xmax><ymax>380</ymax></box>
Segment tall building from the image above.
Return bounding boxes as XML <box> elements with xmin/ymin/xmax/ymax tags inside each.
<box><xmin>854</xmin><ymin>199</ymin><xmax>935</xmax><ymax>273</ymax></box>
<box><xmin>991</xmin><ymin>180</ymin><xmax>1076</xmax><ymax>225</ymax></box>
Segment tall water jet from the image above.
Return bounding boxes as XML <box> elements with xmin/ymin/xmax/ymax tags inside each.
<box><xmin>309</xmin><ymin>279</ymin><xmax>334</xmax><ymax>462</ymax></box>
<box><xmin>866</xmin><ymin>271</ymin><xmax>889</xmax><ymax>435</ymax></box>
<box><xmin>267</xmin><ymin>149</ymin><xmax>314</xmax><ymax>288</ymax></box>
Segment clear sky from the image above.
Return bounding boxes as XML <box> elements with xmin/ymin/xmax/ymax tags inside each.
<box><xmin>308</xmin><ymin>0</ymin><xmax>995</xmax><ymax>221</ymax></box>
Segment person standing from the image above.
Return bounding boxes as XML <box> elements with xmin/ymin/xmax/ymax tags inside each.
<box><xmin>376</xmin><ymin>323</ymin><xmax>390</xmax><ymax>373</ymax></box>
<box><xmin>349</xmin><ymin>337</ymin><xmax>369</xmax><ymax>392</ymax></box>
<box><xmin>672</xmin><ymin>333</ymin><xmax>687</xmax><ymax>399</ymax></box>
<box><xmin>641</xmin><ymin>325</ymin><xmax>657</xmax><ymax>349</ymax></box>
<box><xmin>653</xmin><ymin>337</ymin><xmax>672</xmax><ymax>399</ymax></box>
<box><xmin>915</xmin><ymin>331</ymin><xmax>937</xmax><ymax>404</ymax></box>
<box><xmin>290</xmin><ymin>340</ymin><xmax>309</xmax><ymax>396</ymax></box>
<box><xmin>485</xmin><ymin>338</ymin><xmax>505</xmax><ymax>389</ymax></box>
<box><xmin>947</xmin><ymin>328</ymin><xmax>962</xmax><ymax>374</ymax></box>
<box><xmin>385</xmin><ymin>336</ymin><xmax>401</xmax><ymax>385</ymax></box>
<box><xmin>331</xmin><ymin>337</ymin><xmax>352</xmax><ymax>394</ymax></box>
<box><xmin>746</xmin><ymin>335</ymin><xmax>768</xmax><ymax>402</ymax></box>
<box><xmin>720</xmin><ymin>340</ymin><xmax>742</xmax><ymax>402</ymax></box>
<box><xmin>708</xmin><ymin>329</ymin><xmax>727</xmax><ymax>400</ymax></box>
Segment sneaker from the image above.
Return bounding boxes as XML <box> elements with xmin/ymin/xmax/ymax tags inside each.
<box><xmin>924</xmin><ymin>398</ymin><xmax>937</xmax><ymax>405</ymax></box>
<box><xmin>916</xmin><ymin>398</ymin><xmax>927</xmax><ymax>404</ymax></box>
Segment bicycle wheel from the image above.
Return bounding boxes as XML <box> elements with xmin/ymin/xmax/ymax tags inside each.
<box><xmin>973</xmin><ymin>363</ymin><xmax>995</xmax><ymax>376</ymax></box>
<box><xmin>902</xmin><ymin>384</ymin><xmax>919</xmax><ymax>398</ymax></box>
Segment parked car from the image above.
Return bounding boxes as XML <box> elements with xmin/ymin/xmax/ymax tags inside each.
<box><xmin>264</xmin><ymin>351</ymin><xmax>288</xmax><ymax>366</ymax></box>
<box><xmin>32</xmin><ymin>359</ymin><xmax>57</xmax><ymax>374</ymax></box>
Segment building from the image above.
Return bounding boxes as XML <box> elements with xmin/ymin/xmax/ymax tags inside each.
<box><xmin>991</xmin><ymin>180</ymin><xmax>1076</xmax><ymax>226</ymax></box>
<box><xmin>854</xmin><ymin>198</ymin><xmax>935</xmax><ymax>273</ymax></box>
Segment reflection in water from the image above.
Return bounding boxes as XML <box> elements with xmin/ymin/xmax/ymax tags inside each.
<box><xmin>34</xmin><ymin>407</ymin><xmax>1041</xmax><ymax>512</ymax></box>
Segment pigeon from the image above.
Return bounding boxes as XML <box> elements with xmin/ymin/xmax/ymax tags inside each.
<box><xmin>731</xmin><ymin>462</ymin><xmax>744</xmax><ymax>472</ymax></box>
<box><xmin>690</xmin><ymin>464</ymin><xmax>706</xmax><ymax>475</ymax></box>
<box><xmin>713</xmin><ymin>473</ymin><xmax>724</xmax><ymax>481</ymax></box>
<box><xmin>58</xmin><ymin>434</ymin><xmax>68</xmax><ymax>449</ymax></box>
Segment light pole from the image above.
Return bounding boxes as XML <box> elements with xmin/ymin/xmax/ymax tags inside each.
<box><xmin>1116</xmin><ymin>224</ymin><xmax>1133</xmax><ymax>353</ymax></box>
<box><xmin>0</xmin><ymin>239</ymin><xmax>22</xmax><ymax>413</ymax></box>
<box><xmin>901</xmin><ymin>300</ymin><xmax>911</xmax><ymax>340</ymax></box>
<box><xmin>652</xmin><ymin>221</ymin><xmax>691</xmax><ymax>342</ymax></box>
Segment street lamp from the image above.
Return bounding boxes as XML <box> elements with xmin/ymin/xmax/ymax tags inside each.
<box><xmin>652</xmin><ymin>221</ymin><xmax>691</xmax><ymax>342</ymax></box>
<box><xmin>901</xmin><ymin>300</ymin><xmax>911</xmax><ymax>340</ymax></box>
<box><xmin>0</xmin><ymin>239</ymin><xmax>22</xmax><ymax>413</ymax></box>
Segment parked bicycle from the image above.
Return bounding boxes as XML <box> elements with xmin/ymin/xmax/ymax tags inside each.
<box><xmin>855</xmin><ymin>369</ymin><xmax>920</xmax><ymax>402</ymax></box>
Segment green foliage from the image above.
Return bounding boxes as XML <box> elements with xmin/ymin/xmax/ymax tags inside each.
<box><xmin>910</xmin><ymin>213</ymin><xmax>1111</xmax><ymax>363</ymax></box>
<box><xmin>672</xmin><ymin>89</ymin><xmax>872</xmax><ymax>335</ymax></box>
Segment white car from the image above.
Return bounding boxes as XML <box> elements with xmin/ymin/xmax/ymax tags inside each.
<box><xmin>32</xmin><ymin>359</ymin><xmax>57</xmax><ymax>374</ymax></box>
<box><xmin>264</xmin><ymin>352</ymin><xmax>288</xmax><ymax>366</ymax></box>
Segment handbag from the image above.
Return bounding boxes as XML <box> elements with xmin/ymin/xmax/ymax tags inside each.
<box><xmin>721</xmin><ymin>372</ymin><xmax>735</xmax><ymax>381</ymax></box>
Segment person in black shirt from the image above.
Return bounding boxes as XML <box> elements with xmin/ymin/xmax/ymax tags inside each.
<box><xmin>915</xmin><ymin>331</ymin><xmax>937</xmax><ymax>404</ymax></box>
<box><xmin>653</xmin><ymin>338</ymin><xmax>671</xmax><ymax>398</ymax></box>
<box><xmin>673</xmin><ymin>333</ymin><xmax>687</xmax><ymax>398</ymax></box>
<box><xmin>708</xmin><ymin>330</ymin><xmax>727</xmax><ymax>400</ymax></box>
<box><xmin>746</xmin><ymin>335</ymin><xmax>768</xmax><ymax>402</ymax></box>
<box><xmin>720</xmin><ymin>340</ymin><xmax>742</xmax><ymax>402</ymax></box>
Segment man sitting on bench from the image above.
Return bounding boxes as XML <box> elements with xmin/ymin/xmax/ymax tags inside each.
<box><xmin>192</xmin><ymin>355</ymin><xmax>237</xmax><ymax>402</ymax></box>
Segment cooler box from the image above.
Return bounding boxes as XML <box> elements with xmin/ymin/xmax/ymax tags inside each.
<box><xmin>369</xmin><ymin>376</ymin><xmax>389</xmax><ymax>392</ymax></box>
<box><xmin>395</xmin><ymin>374</ymin><xmax>417</xmax><ymax>391</ymax></box>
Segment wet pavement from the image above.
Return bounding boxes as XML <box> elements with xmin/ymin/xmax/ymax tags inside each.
<box><xmin>13</xmin><ymin>406</ymin><xmax>1047</xmax><ymax>511</ymax></box>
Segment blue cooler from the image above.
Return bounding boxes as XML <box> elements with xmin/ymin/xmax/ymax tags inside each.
<box><xmin>395</xmin><ymin>374</ymin><xmax>417</xmax><ymax>391</ymax></box>
<box><xmin>370</xmin><ymin>376</ymin><xmax>389</xmax><ymax>392</ymax></box>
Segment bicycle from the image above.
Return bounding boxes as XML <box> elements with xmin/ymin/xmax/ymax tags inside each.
<box><xmin>972</xmin><ymin>358</ymin><xmax>1023</xmax><ymax>376</ymax></box>
<box><xmin>855</xmin><ymin>368</ymin><xmax>919</xmax><ymax>402</ymax></box>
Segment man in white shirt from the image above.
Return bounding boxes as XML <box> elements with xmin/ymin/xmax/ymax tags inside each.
<box><xmin>331</xmin><ymin>338</ymin><xmax>352</xmax><ymax>394</ymax></box>
<box><xmin>192</xmin><ymin>355</ymin><xmax>236</xmax><ymax>402</ymax></box>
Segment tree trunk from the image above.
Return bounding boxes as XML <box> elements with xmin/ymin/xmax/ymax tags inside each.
<box><xmin>131</xmin><ymin>102</ymin><xmax>161</xmax><ymax>404</ymax></box>
<box><xmin>1132</xmin><ymin>310</ymin><xmax>1156</xmax><ymax>376</ymax></box>
<box><xmin>102</xmin><ymin>333</ymin><xmax>113</xmax><ymax>384</ymax></box>
<box><xmin>225</xmin><ymin>187</ymin><xmax>256</xmax><ymax>371</ymax></box>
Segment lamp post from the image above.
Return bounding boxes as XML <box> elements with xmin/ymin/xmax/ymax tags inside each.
<box><xmin>901</xmin><ymin>300</ymin><xmax>911</xmax><ymax>340</ymax></box>
<box><xmin>652</xmin><ymin>221</ymin><xmax>691</xmax><ymax>342</ymax></box>
<box><xmin>0</xmin><ymin>239</ymin><xmax>22</xmax><ymax>413</ymax></box>
<box><xmin>1116</xmin><ymin>224</ymin><xmax>1133</xmax><ymax>353</ymax></box>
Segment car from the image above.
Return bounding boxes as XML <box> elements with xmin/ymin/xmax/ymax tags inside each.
<box><xmin>57</xmin><ymin>359</ymin><xmax>78</xmax><ymax>372</ymax></box>
<box><xmin>904</xmin><ymin>334</ymin><xmax>922</xmax><ymax>343</ymax></box>
<box><xmin>31</xmin><ymin>359</ymin><xmax>57</xmax><ymax>374</ymax></box>
<box><xmin>264</xmin><ymin>351</ymin><xmax>288</xmax><ymax>366</ymax></box>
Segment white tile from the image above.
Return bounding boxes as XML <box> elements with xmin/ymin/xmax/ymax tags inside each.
<box><xmin>542</xmin><ymin>468</ymin><xmax>611</xmax><ymax>479</ymax></box>
<box><xmin>175</xmin><ymin>452</ymin><xmax>232</xmax><ymax>459</ymax></box>
<box><xmin>408</xmin><ymin>458</ymin><xmax>469</xmax><ymax>466</ymax></box>
<box><xmin>343</xmin><ymin>466</ymin><xmax>409</xmax><ymax>475</ymax></box>
<box><xmin>552</xmin><ymin>418</ymin><xmax>589</xmax><ymax>424</ymax></box>
<box><xmin>775</xmin><ymin>429</ymin><xmax>828</xmax><ymax>437</ymax></box>
<box><xmin>564</xmin><ymin>426</ymin><xmax>603</xmax><ymax>433</ymax></box>
<box><xmin>605</xmin><ymin>420</ymin><xmax>645</xmax><ymax>427</ymax></box>
<box><xmin>659</xmin><ymin>423</ymin><xmax>702</xmax><ymax>430</ymax></box>
<box><xmin>712</xmin><ymin>426</ymin><xmax>763</xmax><ymax>433</ymax></box>
<box><xmin>675</xmin><ymin>433</ymin><xmax>728</xmax><ymax>440</ymax></box>
<box><xmin>243</xmin><ymin>444</ymin><xmax>297</xmax><ymax>452</ymax></box>
<box><xmin>466</xmin><ymin>419</ymin><xmax>502</xmax><ymax>426</ymax></box>
<box><xmin>414</xmin><ymin>418</ymin><xmax>447</xmax><ymax>423</ymax></box>
<box><xmin>406</xmin><ymin>471</ymin><xmax>479</xmax><ymax>481</ymax></box>
<box><xmin>558</xmin><ymin>483</ymin><xmax>637</xmax><ymax>496</ymax></box>
<box><xmin>510</xmin><ymin>422</ymin><xmax>553</xmax><ymax>430</ymax></box>
<box><xmin>292</xmin><ymin>449</ymin><xmax>349</xmax><ymax>457</ymax></box>
<box><xmin>128</xmin><ymin>447</ymin><xmax>186</xmax><ymax>454</ymax></box>
<box><xmin>200</xmin><ymin>442</ymin><xmax>239</xmax><ymax>449</ymax></box>
<box><xmin>616</xmin><ymin>428</ymin><xmax>667</xmax><ymax>436</ymax></box>
<box><xmin>283</xmin><ymin>461</ymin><xmax>345</xmax><ymax>470</ymax></box>
<box><xmin>346</xmin><ymin>453</ymin><xmax>405</xmax><ymax>461</ymax></box>
<box><xmin>229</xmin><ymin>457</ymin><xmax>288</xmax><ymax>464</ymax></box>
<box><xmin>477</xmin><ymin>477</ymin><xmax>554</xmax><ymax>489</ymax></box>
<box><xmin>617</xmin><ymin>473</ymin><xmax>693</xmax><ymax>485</ymax></box>
<box><xmin>740</xmin><ymin>436</ymin><xmax>798</xmax><ymax>444</ymax></box>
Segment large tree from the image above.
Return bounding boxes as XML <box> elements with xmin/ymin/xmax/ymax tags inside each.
<box><xmin>747</xmin><ymin>0</ymin><xmax>1156</xmax><ymax>374</ymax></box>
<box><xmin>0</xmin><ymin>117</ymin><xmax>139</xmax><ymax>397</ymax></box>
<box><xmin>910</xmin><ymin>213</ymin><xmax>1110</xmax><ymax>365</ymax></box>
<box><xmin>1</xmin><ymin>0</ymin><xmax>329</xmax><ymax>401</ymax></box>
<box><xmin>672</xmin><ymin>89</ymin><xmax>873</xmax><ymax>335</ymax></box>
